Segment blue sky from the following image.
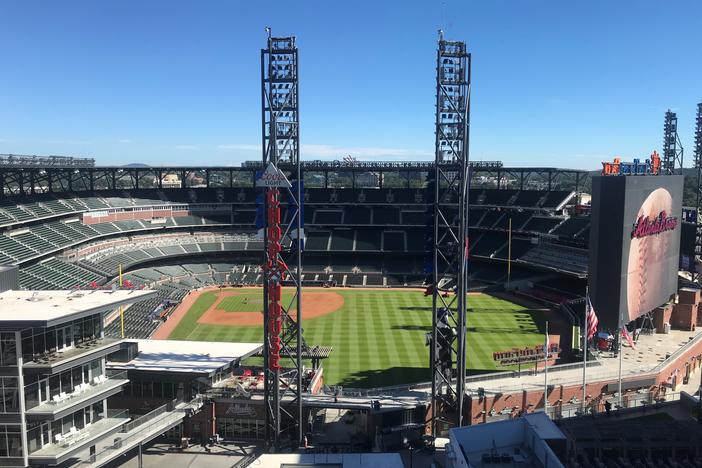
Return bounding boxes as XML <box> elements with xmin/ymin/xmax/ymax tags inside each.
<box><xmin>0</xmin><ymin>1</ymin><xmax>700</xmax><ymax>169</ymax></box>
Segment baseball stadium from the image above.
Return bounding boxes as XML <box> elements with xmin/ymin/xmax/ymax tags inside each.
<box><xmin>1</xmin><ymin>13</ymin><xmax>702</xmax><ymax>468</ymax></box>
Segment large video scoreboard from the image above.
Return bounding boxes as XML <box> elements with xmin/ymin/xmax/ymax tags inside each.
<box><xmin>589</xmin><ymin>174</ymin><xmax>683</xmax><ymax>329</ymax></box>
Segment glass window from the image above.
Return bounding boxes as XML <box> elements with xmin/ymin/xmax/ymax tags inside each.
<box><xmin>21</xmin><ymin>336</ymin><xmax>33</xmax><ymax>361</ymax></box>
<box><xmin>0</xmin><ymin>333</ymin><xmax>17</xmax><ymax>366</ymax></box>
<box><xmin>32</xmin><ymin>333</ymin><xmax>45</xmax><ymax>357</ymax></box>
<box><xmin>49</xmin><ymin>375</ymin><xmax>60</xmax><ymax>395</ymax></box>
<box><xmin>0</xmin><ymin>378</ymin><xmax>20</xmax><ymax>413</ymax></box>
<box><xmin>51</xmin><ymin>420</ymin><xmax>62</xmax><ymax>440</ymax></box>
<box><xmin>153</xmin><ymin>382</ymin><xmax>163</xmax><ymax>399</ymax></box>
<box><xmin>90</xmin><ymin>359</ymin><xmax>102</xmax><ymax>379</ymax></box>
<box><xmin>0</xmin><ymin>425</ymin><xmax>23</xmax><ymax>457</ymax></box>
<box><xmin>45</xmin><ymin>329</ymin><xmax>56</xmax><ymax>353</ymax></box>
<box><xmin>74</xmin><ymin>409</ymin><xmax>85</xmax><ymax>430</ymax></box>
<box><xmin>24</xmin><ymin>381</ymin><xmax>39</xmax><ymax>410</ymax></box>
<box><xmin>72</xmin><ymin>367</ymin><xmax>83</xmax><ymax>388</ymax></box>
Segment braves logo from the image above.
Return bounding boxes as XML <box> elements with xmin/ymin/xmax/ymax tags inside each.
<box><xmin>224</xmin><ymin>403</ymin><xmax>257</xmax><ymax>417</ymax></box>
<box><xmin>631</xmin><ymin>210</ymin><xmax>678</xmax><ymax>238</ymax></box>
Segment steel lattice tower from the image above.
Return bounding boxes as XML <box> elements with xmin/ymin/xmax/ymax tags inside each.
<box><xmin>694</xmin><ymin>103</ymin><xmax>702</xmax><ymax>282</ymax></box>
<box><xmin>430</xmin><ymin>31</ymin><xmax>471</xmax><ymax>436</ymax></box>
<box><xmin>260</xmin><ymin>29</ymin><xmax>304</xmax><ymax>451</ymax></box>
<box><xmin>663</xmin><ymin>110</ymin><xmax>684</xmax><ymax>175</ymax></box>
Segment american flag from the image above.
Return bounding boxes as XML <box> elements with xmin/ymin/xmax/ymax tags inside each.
<box><xmin>621</xmin><ymin>326</ymin><xmax>636</xmax><ymax>350</ymax></box>
<box><xmin>585</xmin><ymin>296</ymin><xmax>599</xmax><ymax>341</ymax></box>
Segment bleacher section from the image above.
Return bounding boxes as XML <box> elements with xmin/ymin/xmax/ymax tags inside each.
<box><xmin>0</xmin><ymin>186</ymin><xmax>588</xmax><ymax>296</ymax></box>
<box><xmin>519</xmin><ymin>243</ymin><xmax>588</xmax><ymax>276</ymax></box>
<box><xmin>0</xmin><ymin>215</ymin><xmax>241</xmax><ymax>264</ymax></box>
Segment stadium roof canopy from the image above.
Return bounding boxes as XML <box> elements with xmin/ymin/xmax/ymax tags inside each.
<box><xmin>0</xmin><ymin>289</ymin><xmax>157</xmax><ymax>327</ymax></box>
<box><xmin>109</xmin><ymin>339</ymin><xmax>262</xmax><ymax>375</ymax></box>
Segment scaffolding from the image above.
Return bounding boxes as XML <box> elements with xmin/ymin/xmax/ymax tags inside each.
<box><xmin>662</xmin><ymin>110</ymin><xmax>684</xmax><ymax>175</ymax></box>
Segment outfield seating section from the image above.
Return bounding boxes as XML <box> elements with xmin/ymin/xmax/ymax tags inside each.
<box><xmin>1</xmin><ymin>186</ymin><xmax>586</xmax><ymax>292</ymax></box>
<box><xmin>519</xmin><ymin>243</ymin><xmax>588</xmax><ymax>276</ymax></box>
<box><xmin>551</xmin><ymin>216</ymin><xmax>590</xmax><ymax>239</ymax></box>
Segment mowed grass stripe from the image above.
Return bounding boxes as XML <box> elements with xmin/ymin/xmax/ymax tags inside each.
<box><xmin>167</xmin><ymin>289</ymin><xmax>548</xmax><ymax>387</ymax></box>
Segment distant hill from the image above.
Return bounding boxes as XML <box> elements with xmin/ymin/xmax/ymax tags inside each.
<box><xmin>123</xmin><ymin>163</ymin><xmax>150</xmax><ymax>168</ymax></box>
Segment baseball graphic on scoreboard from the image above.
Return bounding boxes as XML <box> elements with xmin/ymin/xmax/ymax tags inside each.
<box><xmin>626</xmin><ymin>188</ymin><xmax>678</xmax><ymax>322</ymax></box>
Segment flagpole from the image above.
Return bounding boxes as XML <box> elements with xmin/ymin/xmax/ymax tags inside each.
<box><xmin>544</xmin><ymin>320</ymin><xmax>549</xmax><ymax>415</ymax></box>
<box><xmin>582</xmin><ymin>287</ymin><xmax>588</xmax><ymax>412</ymax></box>
<box><xmin>618</xmin><ymin>325</ymin><xmax>623</xmax><ymax>408</ymax></box>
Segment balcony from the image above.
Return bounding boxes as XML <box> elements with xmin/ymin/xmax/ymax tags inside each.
<box><xmin>25</xmin><ymin>371</ymin><xmax>129</xmax><ymax>420</ymax></box>
<box><xmin>28</xmin><ymin>410</ymin><xmax>130</xmax><ymax>465</ymax></box>
<box><xmin>23</xmin><ymin>338</ymin><xmax>125</xmax><ymax>374</ymax></box>
<box><xmin>74</xmin><ymin>398</ymin><xmax>203</xmax><ymax>467</ymax></box>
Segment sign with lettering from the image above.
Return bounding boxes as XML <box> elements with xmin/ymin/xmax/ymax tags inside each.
<box><xmin>601</xmin><ymin>151</ymin><xmax>661</xmax><ymax>176</ymax></box>
<box><xmin>631</xmin><ymin>211</ymin><xmax>678</xmax><ymax>238</ymax></box>
<box><xmin>224</xmin><ymin>403</ymin><xmax>257</xmax><ymax>417</ymax></box>
<box><xmin>256</xmin><ymin>162</ymin><xmax>292</xmax><ymax>188</ymax></box>
<box><xmin>492</xmin><ymin>344</ymin><xmax>560</xmax><ymax>366</ymax></box>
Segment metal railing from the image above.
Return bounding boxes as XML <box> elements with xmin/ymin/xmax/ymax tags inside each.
<box><xmin>328</xmin><ymin>360</ymin><xmax>606</xmax><ymax>399</ymax></box>
<box><xmin>77</xmin><ymin>397</ymin><xmax>201</xmax><ymax>466</ymax></box>
<box><xmin>546</xmin><ymin>391</ymin><xmax>683</xmax><ymax>420</ymax></box>
<box><xmin>121</xmin><ymin>398</ymin><xmax>179</xmax><ymax>434</ymax></box>
<box><xmin>651</xmin><ymin>333</ymin><xmax>702</xmax><ymax>372</ymax></box>
<box><xmin>24</xmin><ymin>371</ymin><xmax>129</xmax><ymax>411</ymax></box>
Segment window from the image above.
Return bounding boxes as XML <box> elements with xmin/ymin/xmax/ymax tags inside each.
<box><xmin>0</xmin><ymin>333</ymin><xmax>17</xmax><ymax>366</ymax></box>
<box><xmin>0</xmin><ymin>425</ymin><xmax>22</xmax><ymax>457</ymax></box>
<box><xmin>0</xmin><ymin>378</ymin><xmax>20</xmax><ymax>413</ymax></box>
<box><xmin>216</xmin><ymin>418</ymin><xmax>264</xmax><ymax>440</ymax></box>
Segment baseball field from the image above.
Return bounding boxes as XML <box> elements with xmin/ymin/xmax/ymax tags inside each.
<box><xmin>156</xmin><ymin>287</ymin><xmax>552</xmax><ymax>388</ymax></box>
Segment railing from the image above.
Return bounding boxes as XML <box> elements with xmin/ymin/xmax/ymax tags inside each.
<box><xmin>29</xmin><ymin>409</ymin><xmax>130</xmax><ymax>454</ymax></box>
<box><xmin>24</xmin><ymin>371</ymin><xmax>129</xmax><ymax>411</ymax></box>
<box><xmin>327</xmin><ymin>360</ymin><xmax>606</xmax><ymax>399</ymax></box>
<box><xmin>121</xmin><ymin>399</ymin><xmax>179</xmax><ymax>434</ymax></box>
<box><xmin>651</xmin><ymin>333</ymin><xmax>702</xmax><ymax>373</ymax></box>
<box><xmin>546</xmin><ymin>391</ymin><xmax>683</xmax><ymax>420</ymax></box>
<box><xmin>77</xmin><ymin>397</ymin><xmax>201</xmax><ymax>466</ymax></box>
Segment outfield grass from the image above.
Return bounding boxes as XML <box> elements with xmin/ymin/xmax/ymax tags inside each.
<box><xmin>167</xmin><ymin>289</ymin><xmax>548</xmax><ymax>388</ymax></box>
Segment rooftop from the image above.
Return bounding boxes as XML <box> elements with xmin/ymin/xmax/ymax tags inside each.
<box><xmin>108</xmin><ymin>339</ymin><xmax>262</xmax><ymax>375</ymax></box>
<box><xmin>449</xmin><ymin>412</ymin><xmax>565</xmax><ymax>468</ymax></box>
<box><xmin>0</xmin><ymin>289</ymin><xmax>157</xmax><ymax>327</ymax></box>
<box><xmin>251</xmin><ymin>453</ymin><xmax>404</xmax><ymax>468</ymax></box>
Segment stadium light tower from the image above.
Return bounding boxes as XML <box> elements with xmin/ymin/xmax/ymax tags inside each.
<box><xmin>694</xmin><ymin>103</ymin><xmax>702</xmax><ymax>283</ymax></box>
<box><xmin>430</xmin><ymin>30</ymin><xmax>471</xmax><ymax>435</ymax></box>
<box><xmin>260</xmin><ymin>28</ymin><xmax>304</xmax><ymax>451</ymax></box>
<box><xmin>662</xmin><ymin>110</ymin><xmax>684</xmax><ymax>175</ymax></box>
